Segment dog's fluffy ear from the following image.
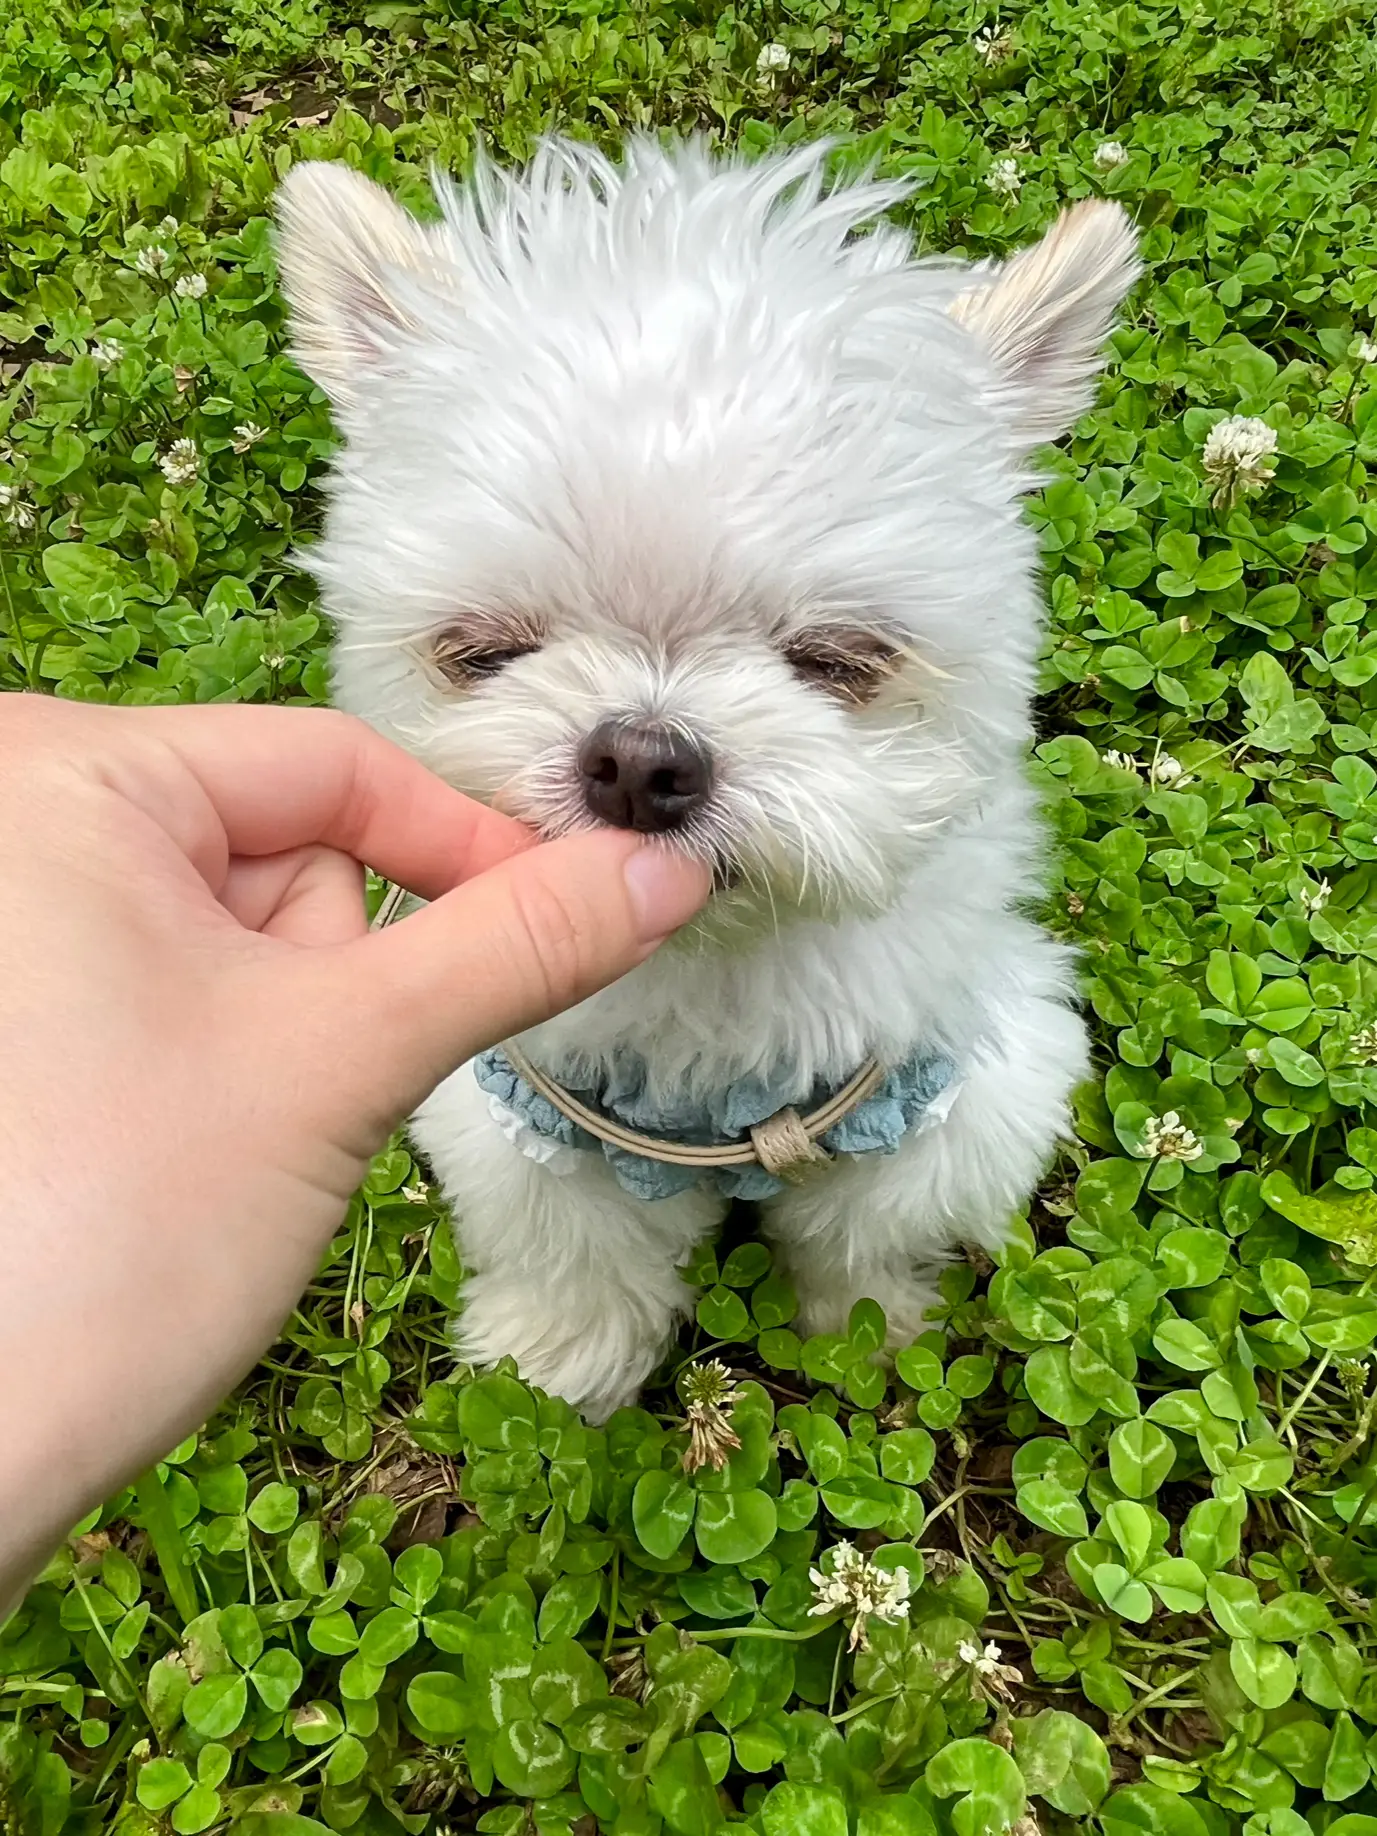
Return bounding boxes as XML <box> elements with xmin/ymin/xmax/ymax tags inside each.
<box><xmin>948</xmin><ymin>199</ymin><xmax>1139</xmax><ymax>450</ymax></box>
<box><xmin>275</xmin><ymin>162</ymin><xmax>449</xmax><ymax>409</ymax></box>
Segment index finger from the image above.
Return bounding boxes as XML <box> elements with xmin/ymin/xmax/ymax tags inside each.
<box><xmin>28</xmin><ymin>698</ymin><xmax>535</xmax><ymax>899</ymax></box>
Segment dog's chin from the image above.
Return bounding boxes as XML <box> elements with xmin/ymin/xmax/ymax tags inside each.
<box><xmin>669</xmin><ymin>863</ymin><xmax>904</xmax><ymax>954</ymax></box>
<box><xmin>509</xmin><ymin>806</ymin><xmax>890</xmax><ymax>942</ymax></box>
<box><xmin>518</xmin><ymin>805</ymin><xmax>738</xmax><ymax>889</ymax></box>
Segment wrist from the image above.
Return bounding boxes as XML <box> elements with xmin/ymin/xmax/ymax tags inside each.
<box><xmin>0</xmin><ymin>1391</ymin><xmax>92</xmax><ymax>1622</ymax></box>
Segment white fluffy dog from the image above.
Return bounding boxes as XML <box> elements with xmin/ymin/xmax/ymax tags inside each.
<box><xmin>275</xmin><ymin>139</ymin><xmax>1138</xmax><ymax>1421</ymax></box>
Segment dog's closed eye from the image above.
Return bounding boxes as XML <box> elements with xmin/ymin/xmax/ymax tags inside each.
<box><xmin>428</xmin><ymin>612</ymin><xmax>544</xmax><ymax>687</ymax></box>
<box><xmin>782</xmin><ymin>627</ymin><xmax>903</xmax><ymax>706</ymax></box>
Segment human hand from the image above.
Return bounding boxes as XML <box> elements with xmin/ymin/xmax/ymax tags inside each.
<box><xmin>0</xmin><ymin>696</ymin><xmax>708</xmax><ymax>1608</ymax></box>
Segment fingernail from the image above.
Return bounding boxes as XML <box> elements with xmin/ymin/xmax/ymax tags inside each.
<box><xmin>623</xmin><ymin>846</ymin><xmax>711</xmax><ymax>945</ymax></box>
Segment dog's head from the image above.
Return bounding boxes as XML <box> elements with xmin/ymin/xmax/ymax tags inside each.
<box><xmin>277</xmin><ymin>140</ymin><xmax>1137</xmax><ymax>934</ymax></box>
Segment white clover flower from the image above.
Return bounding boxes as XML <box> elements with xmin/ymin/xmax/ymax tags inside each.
<box><xmin>1300</xmin><ymin>878</ymin><xmax>1331</xmax><ymax>917</ymax></box>
<box><xmin>1102</xmin><ymin>749</ymin><xmax>1141</xmax><ymax>775</ymax></box>
<box><xmin>957</xmin><ymin>1638</ymin><xmax>1023</xmax><ymax>1699</ymax></box>
<box><xmin>679</xmin><ymin>1359</ymin><xmax>745</xmax><ymax>1474</ymax></box>
<box><xmin>1142</xmin><ymin>1111</ymin><xmax>1204</xmax><ymax>1162</ymax></box>
<box><xmin>0</xmin><ymin>483</ymin><xmax>36</xmax><ymax>531</ymax></box>
<box><xmin>1349</xmin><ymin>1023</ymin><xmax>1377</xmax><ymax>1067</ymax></box>
<box><xmin>133</xmin><ymin>244</ymin><xmax>170</xmax><ymax>277</ymax></box>
<box><xmin>91</xmin><ymin>338</ymin><xmax>125</xmax><ymax>366</ymax></box>
<box><xmin>959</xmin><ymin>1638</ymin><xmax>1004</xmax><ymax>1674</ymax></box>
<box><xmin>400</xmin><ymin>1181</ymin><xmax>430</xmax><ymax>1204</ymax></box>
<box><xmin>1094</xmin><ymin>140</ymin><xmax>1129</xmax><ymax>169</ymax></box>
<box><xmin>174</xmin><ymin>272</ymin><xmax>207</xmax><ymax>300</ymax></box>
<box><xmin>757</xmin><ymin>42</ymin><xmax>790</xmax><ymax>72</ymax></box>
<box><xmin>1354</xmin><ymin>338</ymin><xmax>1377</xmax><ymax>365</ymax></box>
<box><xmin>973</xmin><ymin>24</ymin><xmax>1015</xmax><ymax>64</ymax></box>
<box><xmin>159</xmin><ymin>215</ymin><xmax>180</xmax><ymax>236</ymax></box>
<box><xmin>809</xmin><ymin>1543</ymin><xmax>913</xmax><ymax>1651</ymax></box>
<box><xmin>985</xmin><ymin>156</ymin><xmax>1021</xmax><ymax>198</ymax></box>
<box><xmin>231</xmin><ymin>421</ymin><xmax>268</xmax><ymax>454</ymax></box>
<box><xmin>1201</xmin><ymin>414</ymin><xmax>1278</xmax><ymax>510</ymax></box>
<box><xmin>1148</xmin><ymin>752</ymin><xmax>1192</xmax><ymax>788</ymax></box>
<box><xmin>159</xmin><ymin>438</ymin><xmax>200</xmax><ymax>486</ymax></box>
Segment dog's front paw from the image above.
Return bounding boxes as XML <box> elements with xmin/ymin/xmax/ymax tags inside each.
<box><xmin>793</xmin><ymin>1271</ymin><xmax>944</xmax><ymax>1349</ymax></box>
<box><xmin>454</xmin><ymin>1272</ymin><xmax>684</xmax><ymax>1423</ymax></box>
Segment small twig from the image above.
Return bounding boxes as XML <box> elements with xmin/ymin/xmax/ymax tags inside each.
<box><xmin>920</xmin><ymin>1485</ymin><xmax>972</xmax><ymax>1530</ymax></box>
<box><xmin>1276</xmin><ymin>1353</ymin><xmax>1333</xmax><ymax>1435</ymax></box>
<box><xmin>1115</xmin><ymin>1672</ymin><xmax>1204</xmax><ymax>1735</ymax></box>
<box><xmin>601</xmin><ymin>1549</ymin><xmax>621</xmax><ymax>1663</ymax></box>
<box><xmin>826</xmin><ymin>1630</ymin><xmax>846</xmax><ymax>1718</ymax></box>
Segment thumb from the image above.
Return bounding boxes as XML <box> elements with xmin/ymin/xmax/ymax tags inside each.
<box><xmin>303</xmin><ymin>828</ymin><xmax>710</xmax><ymax>1123</ymax></box>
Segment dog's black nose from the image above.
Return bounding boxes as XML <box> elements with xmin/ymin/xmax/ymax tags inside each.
<box><xmin>577</xmin><ymin>719</ymin><xmax>712</xmax><ymax>833</ymax></box>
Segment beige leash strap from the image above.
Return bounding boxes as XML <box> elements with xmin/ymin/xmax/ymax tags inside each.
<box><xmin>370</xmin><ymin>880</ymin><xmax>886</xmax><ymax>1185</ymax></box>
<box><xmin>501</xmin><ymin>1040</ymin><xmax>886</xmax><ymax>1186</ymax></box>
<box><xmin>371</xmin><ymin>882</ymin><xmax>411</xmax><ymax>930</ymax></box>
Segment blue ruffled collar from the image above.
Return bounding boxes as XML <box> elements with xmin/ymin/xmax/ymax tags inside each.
<box><xmin>473</xmin><ymin>1044</ymin><xmax>957</xmax><ymax>1202</ymax></box>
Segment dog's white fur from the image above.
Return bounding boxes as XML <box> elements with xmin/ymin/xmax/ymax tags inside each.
<box><xmin>276</xmin><ymin>139</ymin><xmax>1138</xmax><ymax>1421</ymax></box>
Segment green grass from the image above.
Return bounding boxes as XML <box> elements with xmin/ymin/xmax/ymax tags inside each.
<box><xmin>4</xmin><ymin>0</ymin><xmax>1377</xmax><ymax>1831</ymax></box>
